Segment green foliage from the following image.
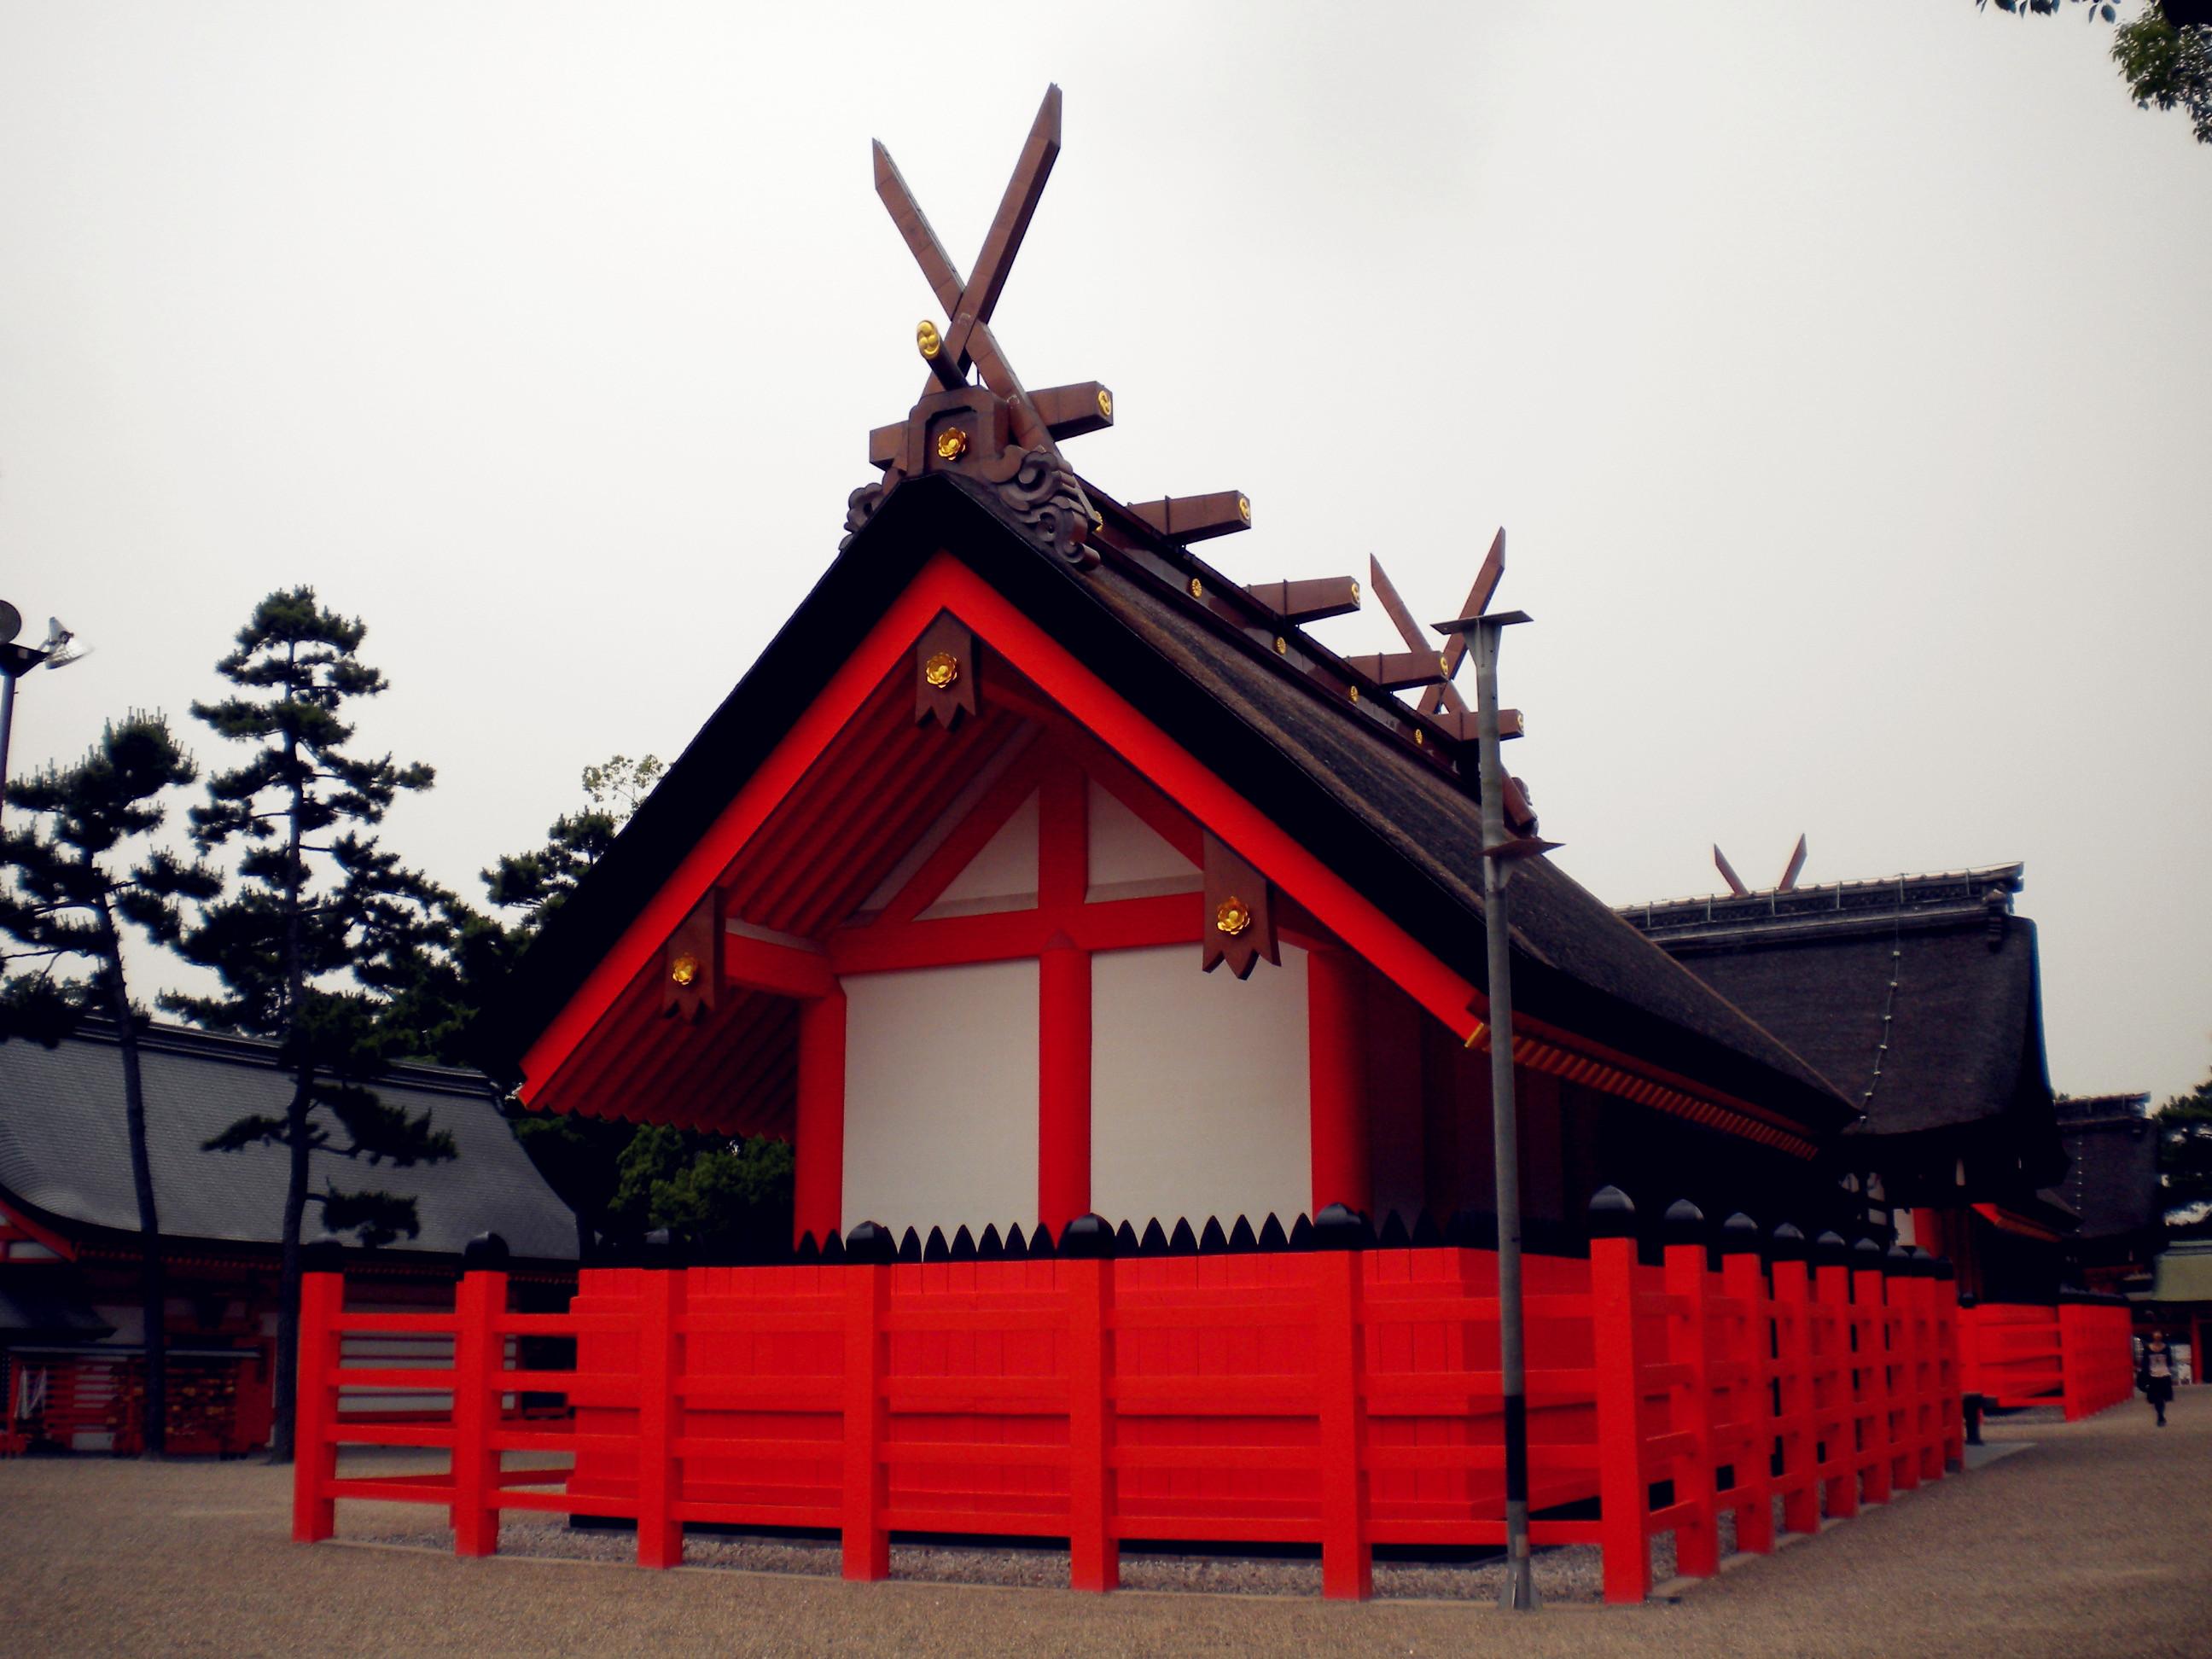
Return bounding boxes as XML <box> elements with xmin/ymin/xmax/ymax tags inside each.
<box><xmin>1977</xmin><ymin>1</ymin><xmax>2212</xmax><ymax>147</ymax></box>
<box><xmin>0</xmin><ymin>714</ymin><xmax>220</xmax><ymax>1031</ymax></box>
<box><xmin>608</xmin><ymin>1125</ymin><xmax>794</xmax><ymax>1260</ymax></box>
<box><xmin>173</xmin><ymin>587</ymin><xmax>457</xmax><ymax>1248</ymax></box>
<box><xmin>2113</xmin><ymin>5</ymin><xmax>2212</xmax><ymax>143</ymax></box>
<box><xmin>480</xmin><ymin>753</ymin><xmax>662</xmax><ymax>934</ymax></box>
<box><xmin>2156</xmin><ymin>1069</ymin><xmax>2212</xmax><ymax>1225</ymax></box>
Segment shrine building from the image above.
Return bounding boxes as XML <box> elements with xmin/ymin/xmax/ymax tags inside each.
<box><xmin>477</xmin><ymin>94</ymin><xmax>1865</xmax><ymax>1251</ymax></box>
<box><xmin>1620</xmin><ymin>860</ymin><xmax>2074</xmax><ymax>1301</ymax></box>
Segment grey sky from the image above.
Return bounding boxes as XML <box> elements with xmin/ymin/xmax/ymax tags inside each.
<box><xmin>2</xmin><ymin>3</ymin><xmax>2206</xmax><ymax>1103</ymax></box>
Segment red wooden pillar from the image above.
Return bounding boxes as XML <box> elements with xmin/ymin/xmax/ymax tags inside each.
<box><xmin>1590</xmin><ymin>1230</ymin><xmax>1650</xmax><ymax>1604</ymax></box>
<box><xmin>1316</xmin><ymin>1248</ymin><xmax>1371</xmax><ymax>1600</ymax></box>
<box><xmin>841</xmin><ymin>1261</ymin><xmax>891</xmax><ymax>1580</ymax></box>
<box><xmin>635</xmin><ymin>1271</ymin><xmax>685</xmax><ymax>1569</ymax></box>
<box><xmin>451</xmin><ymin>1269</ymin><xmax>506</xmax><ymax>1558</ymax></box>
<box><xmin>1307</xmin><ymin>945</ymin><xmax>1371</xmax><ymax>1219</ymax></box>
<box><xmin>794</xmin><ymin>987</ymin><xmax>847</xmax><ymax>1246</ymax></box>
<box><xmin>1662</xmin><ymin>1230</ymin><xmax>1719</xmax><ymax>1578</ymax></box>
<box><xmin>1720</xmin><ymin>1238</ymin><xmax>1778</xmax><ymax>1553</ymax></box>
<box><xmin>1936</xmin><ymin>1270</ymin><xmax>1964</xmax><ymax>1470</ymax></box>
<box><xmin>1039</xmin><ymin>934</ymin><xmax>1092</xmax><ymax>1238</ymax></box>
<box><xmin>291</xmin><ymin>1270</ymin><xmax>342</xmax><ymax>1544</ymax></box>
<box><xmin>1067</xmin><ymin>1256</ymin><xmax>1118</xmax><ymax>1592</ymax></box>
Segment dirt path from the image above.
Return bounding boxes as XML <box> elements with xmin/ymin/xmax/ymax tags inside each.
<box><xmin>1</xmin><ymin>1389</ymin><xmax>2203</xmax><ymax>1657</ymax></box>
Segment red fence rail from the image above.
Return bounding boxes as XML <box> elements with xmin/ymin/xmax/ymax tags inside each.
<box><xmin>294</xmin><ymin>1222</ymin><xmax>1970</xmax><ymax>1603</ymax></box>
<box><xmin>1958</xmin><ymin>1297</ymin><xmax>2133</xmax><ymax>1422</ymax></box>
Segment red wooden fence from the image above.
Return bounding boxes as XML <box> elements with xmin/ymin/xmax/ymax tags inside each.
<box><xmin>294</xmin><ymin>1227</ymin><xmax>1971</xmax><ymax>1603</ymax></box>
<box><xmin>1957</xmin><ymin>1296</ymin><xmax>2133</xmax><ymax>1422</ymax></box>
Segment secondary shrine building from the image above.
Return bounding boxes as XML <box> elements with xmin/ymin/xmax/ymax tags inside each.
<box><xmin>482</xmin><ymin>472</ymin><xmax>1862</xmax><ymax>1249</ymax></box>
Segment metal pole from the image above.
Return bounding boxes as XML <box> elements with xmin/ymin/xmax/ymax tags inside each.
<box><xmin>1474</xmin><ymin>616</ymin><xmax>1537</xmax><ymax>1611</ymax></box>
<box><xmin>0</xmin><ymin>667</ymin><xmax>16</xmax><ymax>835</ymax></box>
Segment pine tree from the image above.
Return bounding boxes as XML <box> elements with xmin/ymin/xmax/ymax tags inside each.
<box><xmin>2157</xmin><ymin>1068</ymin><xmax>2212</xmax><ymax>1231</ymax></box>
<box><xmin>170</xmin><ymin>588</ymin><xmax>457</xmax><ymax>1462</ymax></box>
<box><xmin>0</xmin><ymin>714</ymin><xmax>221</xmax><ymax>1457</ymax></box>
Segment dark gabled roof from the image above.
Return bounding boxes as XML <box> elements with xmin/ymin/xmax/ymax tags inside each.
<box><xmin>1618</xmin><ymin>864</ymin><xmax>2063</xmax><ymax>1180</ymax></box>
<box><xmin>481</xmin><ymin>473</ymin><xmax>1854</xmax><ymax>1138</ymax></box>
<box><xmin>0</xmin><ymin>1022</ymin><xmax>576</xmax><ymax>1262</ymax></box>
<box><xmin>2052</xmin><ymin>1109</ymin><xmax>2162</xmax><ymax>1240</ymax></box>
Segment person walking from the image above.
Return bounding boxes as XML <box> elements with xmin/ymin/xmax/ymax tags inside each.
<box><xmin>2139</xmin><ymin>1332</ymin><xmax>2176</xmax><ymax>1428</ymax></box>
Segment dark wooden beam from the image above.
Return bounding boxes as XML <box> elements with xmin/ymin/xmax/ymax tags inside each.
<box><xmin>1342</xmin><ymin>649</ymin><xmax>1451</xmax><ymax>691</ymax></box>
<box><xmin>1245</xmin><ymin>576</ymin><xmax>1361</xmax><ymax>625</ymax></box>
<box><xmin>1126</xmin><ymin>492</ymin><xmax>1250</xmax><ymax>543</ymax></box>
<box><xmin>1029</xmin><ymin>381</ymin><xmax>1115</xmax><ymax>440</ymax></box>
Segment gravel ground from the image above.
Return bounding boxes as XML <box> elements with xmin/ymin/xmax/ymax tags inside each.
<box><xmin>2</xmin><ymin>1390</ymin><xmax>2204</xmax><ymax>1656</ymax></box>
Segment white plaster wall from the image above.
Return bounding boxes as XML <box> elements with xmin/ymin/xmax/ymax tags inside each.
<box><xmin>842</xmin><ymin>960</ymin><xmax>1039</xmax><ymax>1235</ymax></box>
<box><xmin>1091</xmin><ymin>943</ymin><xmax>1311</xmax><ymax>1229</ymax></box>
<box><xmin>919</xmin><ymin>791</ymin><xmax>1038</xmax><ymax>917</ymax></box>
<box><xmin>1085</xmin><ymin>780</ymin><xmax>1197</xmax><ymax>902</ymax></box>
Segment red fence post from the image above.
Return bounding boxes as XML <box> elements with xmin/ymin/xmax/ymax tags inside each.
<box><xmin>1851</xmin><ymin>1250</ymin><xmax>1892</xmax><ymax>1507</ymax></box>
<box><xmin>1317</xmin><ymin>1247</ymin><xmax>1371</xmax><ymax>1601</ymax></box>
<box><xmin>291</xmin><ymin>1270</ymin><xmax>343</xmax><ymax>1544</ymax></box>
<box><xmin>635</xmin><ymin>1270</ymin><xmax>685</xmax><ymax>1569</ymax></box>
<box><xmin>1767</xmin><ymin>1233</ymin><xmax>1817</xmax><ymax>1539</ymax></box>
<box><xmin>1882</xmin><ymin>1250</ymin><xmax>1918</xmax><ymax>1494</ymax></box>
<box><xmin>1590</xmin><ymin>1215</ymin><xmax>1649</xmax><ymax>1604</ymax></box>
<box><xmin>450</xmin><ymin>1269</ymin><xmax>507</xmax><ymax>1557</ymax></box>
<box><xmin>1934</xmin><ymin>1267</ymin><xmax>1964</xmax><ymax>1470</ymax></box>
<box><xmin>1720</xmin><ymin>1228</ymin><xmax>1776</xmax><ymax>1554</ymax></box>
<box><xmin>1813</xmin><ymin>1242</ymin><xmax>1858</xmax><ymax>1522</ymax></box>
<box><xmin>2058</xmin><ymin>1300</ymin><xmax>2087</xmax><ymax>1422</ymax></box>
<box><xmin>1067</xmin><ymin>1253</ymin><xmax>1118</xmax><ymax>1592</ymax></box>
<box><xmin>1662</xmin><ymin>1216</ymin><xmax>1718</xmax><ymax>1578</ymax></box>
<box><xmin>841</xmin><ymin>1261</ymin><xmax>891</xmax><ymax>1581</ymax></box>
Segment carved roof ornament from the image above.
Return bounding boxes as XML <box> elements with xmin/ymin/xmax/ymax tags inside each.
<box><xmin>845</xmin><ymin>85</ymin><xmax>1103</xmax><ymax>567</ymax></box>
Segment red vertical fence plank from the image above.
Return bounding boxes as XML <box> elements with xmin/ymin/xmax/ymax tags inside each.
<box><xmin>1935</xmin><ymin>1276</ymin><xmax>1964</xmax><ymax>1470</ymax></box>
<box><xmin>1720</xmin><ymin>1243</ymin><xmax>1777</xmax><ymax>1553</ymax></box>
<box><xmin>1767</xmin><ymin>1250</ymin><xmax>1817</xmax><ymax>1537</ymax></box>
<box><xmin>1316</xmin><ymin>1249</ymin><xmax>1371</xmax><ymax>1601</ymax></box>
<box><xmin>1662</xmin><ymin>1239</ymin><xmax>1719</xmax><ymax>1578</ymax></box>
<box><xmin>1067</xmin><ymin>1258</ymin><xmax>1117</xmax><ymax>1592</ymax></box>
<box><xmin>635</xmin><ymin>1271</ymin><xmax>685</xmax><ymax>1569</ymax></box>
<box><xmin>451</xmin><ymin>1270</ymin><xmax>506</xmax><ymax>1557</ymax></box>
<box><xmin>1851</xmin><ymin>1260</ymin><xmax>1891</xmax><ymax>1507</ymax></box>
<box><xmin>1813</xmin><ymin>1254</ymin><xmax>1857</xmax><ymax>1522</ymax></box>
<box><xmin>1883</xmin><ymin>1266</ymin><xmax>1918</xmax><ymax>1494</ymax></box>
<box><xmin>842</xmin><ymin>1263</ymin><xmax>890</xmax><ymax>1580</ymax></box>
<box><xmin>2058</xmin><ymin>1301</ymin><xmax>2086</xmax><ymax>1422</ymax></box>
<box><xmin>1590</xmin><ymin>1235</ymin><xmax>1649</xmax><ymax>1604</ymax></box>
<box><xmin>291</xmin><ymin>1271</ymin><xmax>343</xmax><ymax>1544</ymax></box>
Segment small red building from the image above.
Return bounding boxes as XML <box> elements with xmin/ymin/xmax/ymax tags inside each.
<box><xmin>0</xmin><ymin>1022</ymin><xmax>577</xmax><ymax>1455</ymax></box>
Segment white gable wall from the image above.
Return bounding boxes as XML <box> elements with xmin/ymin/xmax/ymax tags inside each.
<box><xmin>841</xmin><ymin>959</ymin><xmax>1039</xmax><ymax>1235</ymax></box>
<box><xmin>917</xmin><ymin>792</ymin><xmax>1039</xmax><ymax>917</ymax></box>
<box><xmin>1090</xmin><ymin>943</ymin><xmax>1312</xmax><ymax>1229</ymax></box>
<box><xmin>1085</xmin><ymin>779</ymin><xmax>1198</xmax><ymax>903</ymax></box>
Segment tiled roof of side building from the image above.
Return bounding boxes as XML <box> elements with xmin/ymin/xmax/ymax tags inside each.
<box><xmin>0</xmin><ymin>1022</ymin><xmax>577</xmax><ymax>1262</ymax></box>
<box><xmin>2053</xmin><ymin>1108</ymin><xmax>2163</xmax><ymax>1239</ymax></box>
<box><xmin>482</xmin><ymin>474</ymin><xmax>1857</xmax><ymax>1138</ymax></box>
<box><xmin>1618</xmin><ymin>863</ymin><xmax>2063</xmax><ymax>1178</ymax></box>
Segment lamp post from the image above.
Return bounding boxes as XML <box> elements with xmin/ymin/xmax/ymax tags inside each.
<box><xmin>0</xmin><ymin>601</ymin><xmax>81</xmax><ymax>832</ymax></box>
<box><xmin>1435</xmin><ymin>591</ymin><xmax>1557</xmax><ymax>1612</ymax></box>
